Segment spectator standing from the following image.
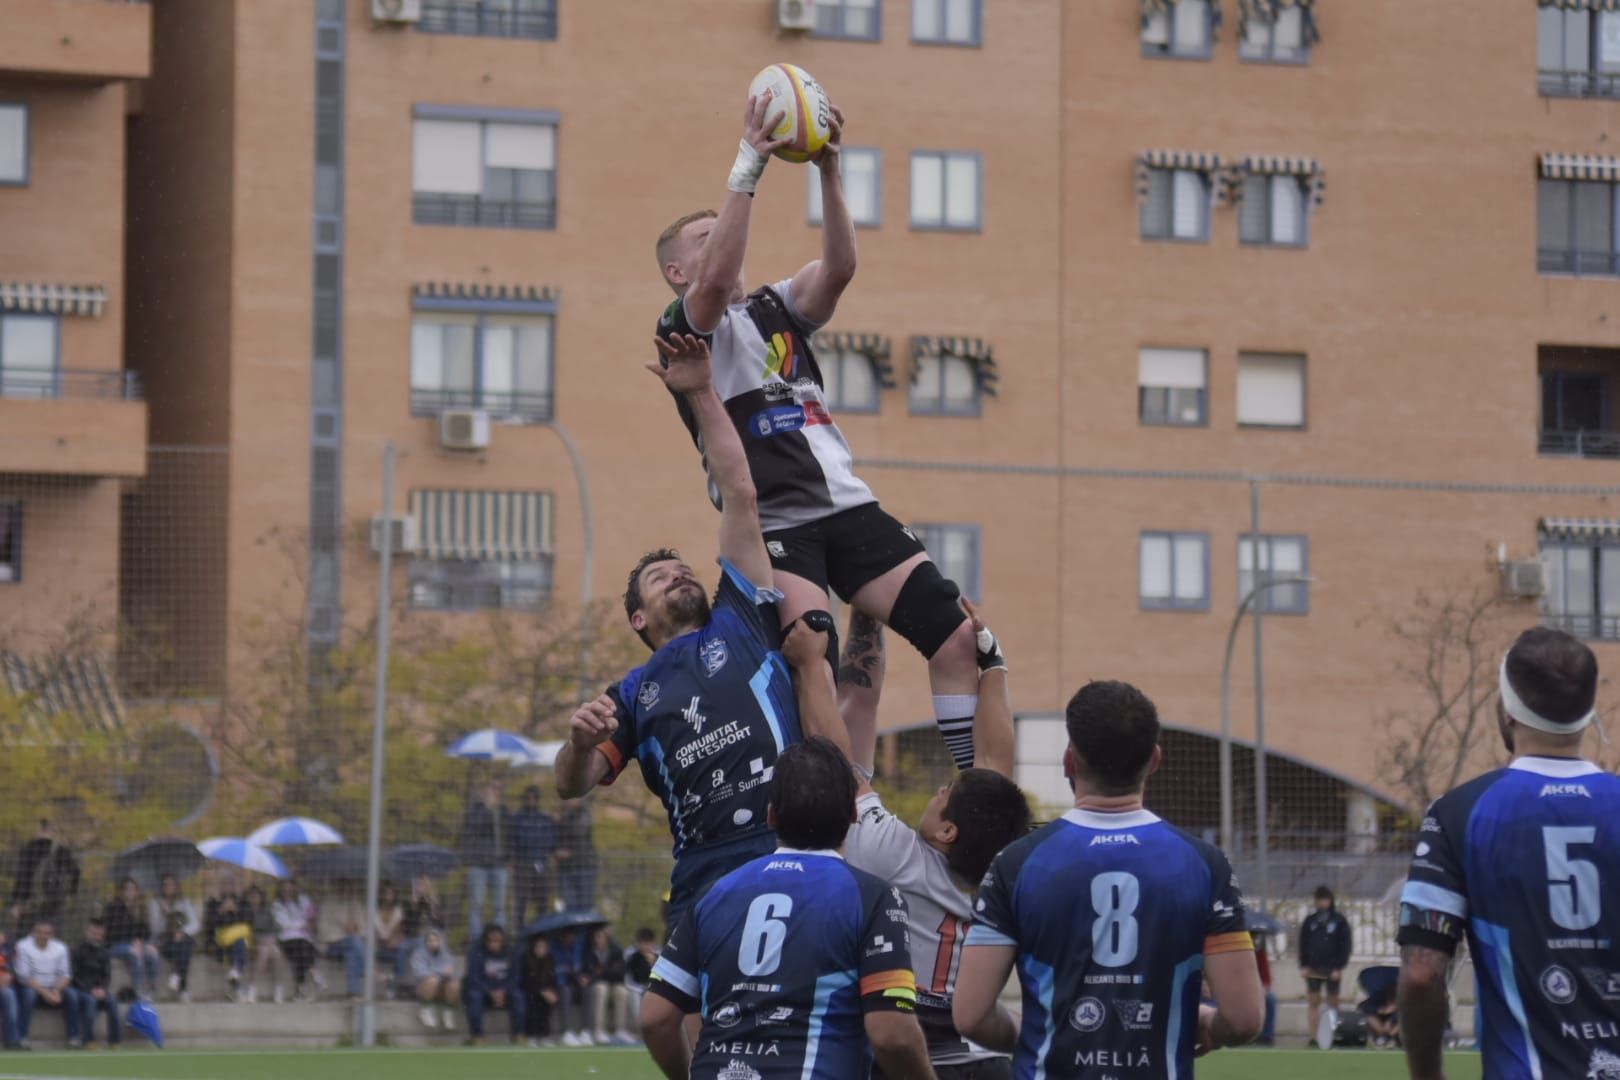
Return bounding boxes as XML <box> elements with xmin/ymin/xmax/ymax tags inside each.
<box><xmin>148</xmin><ymin>873</ymin><xmax>200</xmax><ymax>1003</ymax></box>
<box><xmin>1299</xmin><ymin>884</ymin><xmax>1353</xmax><ymax>1042</ymax></box>
<box><xmin>510</xmin><ymin>786</ymin><xmax>556</xmax><ymax>925</ymax></box>
<box><xmin>552</xmin><ymin>799</ymin><xmax>597</xmax><ymax>912</ymax></box>
<box><xmin>104</xmin><ymin>878</ymin><xmax>159</xmax><ymax>999</ymax></box>
<box><xmin>204</xmin><ymin>873</ymin><xmax>250</xmax><ymax>1000</ymax></box>
<box><xmin>397</xmin><ymin>876</ymin><xmax>441</xmax><ymax>988</ymax></box>
<box><xmin>242</xmin><ymin>885</ymin><xmax>281</xmax><ymax>1003</ymax></box>
<box><xmin>523</xmin><ymin>934</ymin><xmax>560</xmax><ymax>1047</ymax></box>
<box><xmin>1254</xmin><ymin>934</ymin><xmax>1276</xmax><ymax>1046</ymax></box>
<box><xmin>14</xmin><ymin>919</ymin><xmax>76</xmax><ymax>1050</ymax></box>
<box><xmin>0</xmin><ymin>929</ymin><xmax>20</xmax><ymax>1050</ymax></box>
<box><xmin>8</xmin><ymin>821</ymin><xmax>80</xmax><ymax>938</ymax></box>
<box><xmin>462</xmin><ymin>924</ymin><xmax>524</xmax><ymax>1045</ymax></box>
<box><xmin>315</xmin><ymin>885</ymin><xmax>366</xmax><ymax>1000</ymax></box>
<box><xmin>69</xmin><ymin>918</ymin><xmax>118</xmax><ymax>1050</ymax></box>
<box><xmin>582</xmin><ymin>926</ymin><xmax>632</xmax><ymax>1046</ymax></box>
<box><xmin>407</xmin><ymin>927</ymin><xmax>459</xmax><ymax>1031</ymax></box>
<box><xmin>271</xmin><ymin>880</ymin><xmax>317</xmax><ymax>1001</ymax></box>
<box><xmin>460</xmin><ymin>780</ymin><xmax>509</xmax><ymax>939</ymax></box>
<box><xmin>622</xmin><ymin>927</ymin><xmax>657</xmax><ymax>1025</ymax></box>
<box><xmin>552</xmin><ymin>928</ymin><xmax>589</xmax><ymax>1046</ymax></box>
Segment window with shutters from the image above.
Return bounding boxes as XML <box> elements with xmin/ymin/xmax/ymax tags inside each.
<box><xmin>1140</xmin><ymin>532</ymin><xmax>1209</xmax><ymax>611</ymax></box>
<box><xmin>913</xmin><ymin>524</ymin><xmax>981</xmax><ymax>599</ymax></box>
<box><xmin>814</xmin><ymin>0</ymin><xmax>881</xmax><ymax>40</ymax></box>
<box><xmin>1239</xmin><ymin>174</ymin><xmax>1309</xmax><ymax>246</ymax></box>
<box><xmin>1139</xmin><ymin>347</ymin><xmax>1207</xmax><ymax>426</ymax></box>
<box><xmin>0</xmin><ymin>104</ymin><xmax>27</xmax><ymax>186</ymax></box>
<box><xmin>913</xmin><ymin>0</ymin><xmax>980</xmax><ymax>45</ymax></box>
<box><xmin>1238</xmin><ymin>534</ymin><xmax>1309</xmax><ymax>614</ymax></box>
<box><xmin>0</xmin><ymin>314</ymin><xmax>59</xmax><ymax>399</ymax></box>
<box><xmin>1140</xmin><ymin>167</ymin><xmax>1210</xmax><ymax>242</ymax></box>
<box><xmin>809</xmin><ymin>148</ymin><xmax>882</xmax><ymax>227</ymax></box>
<box><xmin>820</xmin><ymin>347</ymin><xmax>883</xmax><ymax>413</ymax></box>
<box><xmin>411</xmin><ymin>310</ymin><xmax>554</xmax><ymax>420</ymax></box>
<box><xmin>1236</xmin><ymin>352</ymin><xmax>1306</xmax><ymax>428</ymax></box>
<box><xmin>1541</xmin><ymin>539</ymin><xmax>1620</xmax><ymax>640</ymax></box>
<box><xmin>417</xmin><ymin>0</ymin><xmax>558</xmax><ymax>40</ymax></box>
<box><xmin>1142</xmin><ymin>0</ymin><xmax>1212</xmax><ymax>59</ymax></box>
<box><xmin>910</xmin><ymin>352</ymin><xmax>979</xmax><ymax>415</ymax></box>
<box><xmin>910</xmin><ymin>151</ymin><xmax>981</xmax><ymax>231</ymax></box>
<box><xmin>1538</xmin><ymin>177</ymin><xmax>1620</xmax><ymax>275</ymax></box>
<box><xmin>412</xmin><ymin>111</ymin><xmax>557</xmax><ymax>230</ymax></box>
<box><xmin>1539</xmin><ymin>5</ymin><xmax>1620</xmax><ymax>98</ymax></box>
<box><xmin>1240</xmin><ymin>4</ymin><xmax>1309</xmax><ymax>63</ymax></box>
<box><xmin>410</xmin><ymin>558</ymin><xmax>551</xmax><ymax>612</ymax></box>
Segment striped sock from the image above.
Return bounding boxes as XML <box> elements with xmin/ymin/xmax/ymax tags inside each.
<box><xmin>934</xmin><ymin>693</ymin><xmax>977</xmax><ymax>771</ymax></box>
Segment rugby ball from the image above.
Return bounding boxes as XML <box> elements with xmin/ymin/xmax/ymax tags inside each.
<box><xmin>748</xmin><ymin>63</ymin><xmax>832</xmax><ymax>164</ymax></box>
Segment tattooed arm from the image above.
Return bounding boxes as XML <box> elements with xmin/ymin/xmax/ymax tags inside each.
<box><xmin>837</xmin><ymin>611</ymin><xmax>885</xmax><ymax>783</ymax></box>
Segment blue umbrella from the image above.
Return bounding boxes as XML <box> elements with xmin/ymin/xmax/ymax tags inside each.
<box><xmin>125</xmin><ymin>998</ymin><xmax>164</xmax><ymax>1048</ymax></box>
<box><xmin>197</xmin><ymin>837</ymin><xmax>288</xmax><ymax>879</ymax></box>
<box><xmin>523</xmin><ymin>909</ymin><xmax>610</xmax><ymax>939</ymax></box>
<box><xmin>248</xmin><ymin>817</ymin><xmax>345</xmax><ymax>847</ymax></box>
<box><xmin>386</xmin><ymin>843</ymin><xmax>458</xmax><ymax>881</ymax></box>
<box><xmin>447</xmin><ymin>728</ymin><xmax>545</xmax><ymax>764</ymax></box>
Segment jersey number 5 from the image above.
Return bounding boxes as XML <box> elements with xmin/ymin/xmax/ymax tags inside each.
<box><xmin>1544</xmin><ymin>826</ymin><xmax>1601</xmax><ymax>932</ymax></box>
<box><xmin>1092</xmin><ymin>872</ymin><xmax>1141</xmax><ymax>968</ymax></box>
<box><xmin>740</xmin><ymin>893</ymin><xmax>793</xmax><ymax>977</ymax></box>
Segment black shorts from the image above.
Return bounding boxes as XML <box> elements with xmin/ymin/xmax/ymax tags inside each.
<box><xmin>764</xmin><ymin>502</ymin><xmax>927</xmax><ymax>603</ymax></box>
<box><xmin>1306</xmin><ymin>975</ymin><xmax>1342</xmax><ymax>996</ymax></box>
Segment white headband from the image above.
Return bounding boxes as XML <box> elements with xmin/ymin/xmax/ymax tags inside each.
<box><xmin>1500</xmin><ymin>656</ymin><xmax>1595</xmax><ymax>734</ymax></box>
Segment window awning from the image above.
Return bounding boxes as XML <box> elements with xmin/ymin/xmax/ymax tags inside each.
<box><xmin>1237</xmin><ymin>0</ymin><xmax>1320</xmax><ymax>47</ymax></box>
<box><xmin>0</xmin><ymin>282</ymin><xmax>106</xmax><ymax>317</ymax></box>
<box><xmin>1136</xmin><ymin>150</ymin><xmax>1230</xmax><ymax>204</ymax></box>
<box><xmin>1539</xmin><ymin>0</ymin><xmax>1620</xmax><ymax>11</ymax></box>
<box><xmin>1140</xmin><ymin>0</ymin><xmax>1225</xmax><ymax>35</ymax></box>
<box><xmin>812</xmin><ymin>331</ymin><xmax>896</xmax><ymax>389</ymax></box>
<box><xmin>911</xmin><ymin>336</ymin><xmax>999</xmax><ymax>397</ymax></box>
<box><xmin>1233</xmin><ymin>155</ymin><xmax>1327</xmax><ymax>206</ymax></box>
<box><xmin>1540</xmin><ymin>153</ymin><xmax>1620</xmax><ymax>182</ymax></box>
<box><xmin>411</xmin><ymin>490</ymin><xmax>554</xmax><ymax>560</ymax></box>
<box><xmin>0</xmin><ymin>652</ymin><xmax>124</xmax><ymax>737</ymax></box>
<box><xmin>412</xmin><ymin>281</ymin><xmax>559</xmax><ymax>313</ymax></box>
<box><xmin>1540</xmin><ymin>517</ymin><xmax>1620</xmax><ymax>541</ymax></box>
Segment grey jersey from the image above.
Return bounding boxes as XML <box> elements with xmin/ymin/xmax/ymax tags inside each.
<box><xmin>845</xmin><ymin>790</ymin><xmax>1003</xmax><ymax>1067</ymax></box>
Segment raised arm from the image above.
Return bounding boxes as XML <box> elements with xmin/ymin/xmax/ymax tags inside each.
<box><xmin>790</xmin><ymin>106</ymin><xmax>856</xmax><ymax>326</ymax></box>
<box><xmin>554</xmin><ymin>695</ymin><xmax>617</xmax><ymax>800</ymax></box>
<box><xmin>964</xmin><ymin>601</ymin><xmax>1014</xmax><ymax>777</ymax></box>
<box><xmin>648</xmin><ymin>334</ymin><xmax>771</xmax><ymax>587</ymax></box>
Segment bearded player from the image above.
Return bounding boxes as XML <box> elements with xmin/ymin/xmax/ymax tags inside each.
<box><xmin>653</xmin><ymin>88</ymin><xmax>984</xmax><ymax>774</ymax></box>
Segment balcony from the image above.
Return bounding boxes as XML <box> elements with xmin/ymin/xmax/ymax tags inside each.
<box><xmin>0</xmin><ymin>367</ymin><xmax>146</xmax><ymax>477</ymax></box>
<box><xmin>417</xmin><ymin>0</ymin><xmax>558</xmax><ymax>41</ymax></box>
<box><xmin>1543</xmin><ymin>613</ymin><xmax>1620</xmax><ymax>642</ymax></box>
<box><xmin>412</xmin><ymin>194</ymin><xmax>556</xmax><ymax>231</ymax></box>
<box><xmin>410</xmin><ymin>387</ymin><xmax>553</xmax><ymax>422</ymax></box>
<box><xmin>0</xmin><ymin>0</ymin><xmax>152</xmax><ymax>83</ymax></box>
<box><xmin>1540</xmin><ymin>428</ymin><xmax>1620</xmax><ymax>460</ymax></box>
<box><xmin>1539</xmin><ymin>68</ymin><xmax>1620</xmax><ymax>100</ymax></box>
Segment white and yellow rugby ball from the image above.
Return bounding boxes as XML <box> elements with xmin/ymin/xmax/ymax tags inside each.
<box><xmin>748</xmin><ymin>63</ymin><xmax>832</xmax><ymax>164</ymax></box>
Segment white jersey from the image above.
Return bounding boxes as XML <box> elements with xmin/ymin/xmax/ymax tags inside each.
<box><xmin>845</xmin><ymin>790</ymin><xmax>1002</xmax><ymax>1066</ymax></box>
<box><xmin>658</xmin><ymin>278</ymin><xmax>875</xmax><ymax>533</ymax></box>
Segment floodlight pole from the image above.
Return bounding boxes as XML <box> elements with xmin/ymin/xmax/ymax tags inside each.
<box><xmin>359</xmin><ymin>441</ymin><xmax>395</xmax><ymax>1047</ymax></box>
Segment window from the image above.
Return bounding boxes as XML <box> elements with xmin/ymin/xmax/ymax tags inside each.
<box><xmin>814</xmin><ymin>0</ymin><xmax>880</xmax><ymax>40</ymax></box>
<box><xmin>808</xmin><ymin>148</ymin><xmax>881</xmax><ymax>227</ymax></box>
<box><xmin>1142</xmin><ymin>0</ymin><xmax>1211</xmax><ymax>59</ymax></box>
<box><xmin>1140</xmin><ymin>168</ymin><xmax>1210</xmax><ymax>241</ymax></box>
<box><xmin>0</xmin><ymin>104</ymin><xmax>26</xmax><ymax>185</ymax></box>
<box><xmin>0</xmin><ymin>314</ymin><xmax>59</xmax><ymax>399</ymax></box>
<box><xmin>1539</xmin><ymin>6</ymin><xmax>1620</xmax><ymax>97</ymax></box>
<box><xmin>409</xmin><ymin>558</ymin><xmax>551</xmax><ymax>611</ymax></box>
<box><xmin>0</xmin><ymin>502</ymin><xmax>19</xmax><ymax>584</ymax></box>
<box><xmin>411</xmin><ymin>311</ymin><xmax>553</xmax><ymax>419</ymax></box>
<box><xmin>1237</xmin><ymin>353</ymin><xmax>1306</xmax><ymax>428</ymax></box>
<box><xmin>417</xmin><ymin>0</ymin><xmax>558</xmax><ymax>40</ymax></box>
<box><xmin>1241</xmin><ymin>4</ymin><xmax>1308</xmax><ymax>62</ymax></box>
<box><xmin>911</xmin><ymin>351</ymin><xmax>979</xmax><ymax>415</ymax></box>
<box><xmin>1239</xmin><ymin>174</ymin><xmax>1308</xmax><ymax>246</ymax></box>
<box><xmin>910</xmin><ymin>151</ymin><xmax>981</xmax><ymax>231</ymax></box>
<box><xmin>820</xmin><ymin>348</ymin><xmax>882</xmax><ymax>413</ymax></box>
<box><xmin>1138</xmin><ymin>347</ymin><xmax>1207</xmax><ymax>426</ymax></box>
<box><xmin>1541</xmin><ymin>370</ymin><xmax>1614</xmax><ymax>457</ymax></box>
<box><xmin>1542</xmin><ymin>539</ymin><xmax>1620</xmax><ymax>641</ymax></box>
<box><xmin>914</xmin><ymin>524</ymin><xmax>980</xmax><ymax>599</ymax></box>
<box><xmin>913</xmin><ymin>0</ymin><xmax>979</xmax><ymax>45</ymax></box>
<box><xmin>1140</xmin><ymin>532</ymin><xmax>1209</xmax><ymax>611</ymax></box>
<box><xmin>1538</xmin><ymin>177</ymin><xmax>1620</xmax><ymax>275</ymax></box>
<box><xmin>412</xmin><ymin>112</ymin><xmax>557</xmax><ymax>229</ymax></box>
<box><xmin>1238</xmin><ymin>534</ymin><xmax>1309</xmax><ymax>615</ymax></box>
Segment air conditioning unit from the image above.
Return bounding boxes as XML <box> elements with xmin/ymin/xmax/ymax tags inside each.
<box><xmin>369</xmin><ymin>515</ymin><xmax>418</xmax><ymax>556</ymax></box>
<box><xmin>439</xmin><ymin>408</ymin><xmax>491</xmax><ymax>451</ymax></box>
<box><xmin>371</xmin><ymin>0</ymin><xmax>422</xmax><ymax>24</ymax></box>
<box><xmin>1503</xmin><ymin>558</ymin><xmax>1547</xmax><ymax>598</ymax></box>
<box><xmin>777</xmin><ymin>0</ymin><xmax>815</xmax><ymax>32</ymax></box>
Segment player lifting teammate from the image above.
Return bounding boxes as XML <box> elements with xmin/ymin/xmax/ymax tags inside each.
<box><xmin>1398</xmin><ymin>628</ymin><xmax>1620</xmax><ymax>1080</ymax></box>
<box><xmin>652</xmin><ymin>90</ymin><xmax>985</xmax><ymax>771</ymax></box>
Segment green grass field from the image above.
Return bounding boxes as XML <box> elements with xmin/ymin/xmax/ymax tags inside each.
<box><xmin>0</xmin><ymin>1046</ymin><xmax>1483</xmax><ymax>1080</ymax></box>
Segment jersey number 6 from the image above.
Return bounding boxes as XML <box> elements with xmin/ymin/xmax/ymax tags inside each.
<box><xmin>740</xmin><ymin>893</ymin><xmax>793</xmax><ymax>977</ymax></box>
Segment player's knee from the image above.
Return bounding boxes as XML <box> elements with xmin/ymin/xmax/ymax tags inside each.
<box><xmin>886</xmin><ymin>561</ymin><xmax>967</xmax><ymax>660</ymax></box>
<box><xmin>928</xmin><ymin>615</ymin><xmax>977</xmax><ymax>672</ymax></box>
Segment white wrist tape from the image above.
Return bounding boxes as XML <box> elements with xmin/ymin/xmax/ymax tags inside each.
<box><xmin>727</xmin><ymin>139</ymin><xmax>768</xmax><ymax>195</ymax></box>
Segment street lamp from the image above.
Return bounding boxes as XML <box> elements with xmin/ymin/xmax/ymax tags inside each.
<box><xmin>1218</xmin><ymin>573</ymin><xmax>1314</xmax><ymax>910</ymax></box>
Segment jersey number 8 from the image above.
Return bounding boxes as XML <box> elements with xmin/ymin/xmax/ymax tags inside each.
<box><xmin>740</xmin><ymin>893</ymin><xmax>793</xmax><ymax>977</ymax></box>
<box><xmin>1091</xmin><ymin>872</ymin><xmax>1141</xmax><ymax>968</ymax></box>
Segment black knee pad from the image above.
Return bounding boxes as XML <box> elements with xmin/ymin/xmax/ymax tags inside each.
<box><xmin>887</xmin><ymin>562</ymin><xmax>968</xmax><ymax>660</ymax></box>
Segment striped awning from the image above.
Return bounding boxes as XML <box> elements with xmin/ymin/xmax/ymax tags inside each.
<box><xmin>1237</xmin><ymin>0</ymin><xmax>1321</xmax><ymax>46</ymax></box>
<box><xmin>0</xmin><ymin>652</ymin><xmax>124</xmax><ymax>737</ymax></box>
<box><xmin>0</xmin><ymin>282</ymin><xmax>106</xmax><ymax>317</ymax></box>
<box><xmin>410</xmin><ymin>489</ymin><xmax>554</xmax><ymax>561</ymax></box>
<box><xmin>1136</xmin><ymin>150</ymin><xmax>1231</xmax><ymax>204</ymax></box>
<box><xmin>811</xmin><ymin>331</ymin><xmax>896</xmax><ymax>389</ymax></box>
<box><xmin>1540</xmin><ymin>517</ymin><xmax>1620</xmax><ymax>541</ymax></box>
<box><xmin>1540</xmin><ymin>153</ymin><xmax>1620</xmax><ymax>182</ymax></box>
<box><xmin>412</xmin><ymin>281</ymin><xmax>559</xmax><ymax>311</ymax></box>
<box><xmin>1233</xmin><ymin>155</ymin><xmax>1328</xmax><ymax>206</ymax></box>
<box><xmin>1539</xmin><ymin>0</ymin><xmax>1620</xmax><ymax>11</ymax></box>
<box><xmin>911</xmin><ymin>336</ymin><xmax>1000</xmax><ymax>398</ymax></box>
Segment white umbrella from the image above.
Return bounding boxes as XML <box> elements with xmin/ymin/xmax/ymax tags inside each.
<box><xmin>248</xmin><ymin>817</ymin><xmax>345</xmax><ymax>847</ymax></box>
<box><xmin>196</xmin><ymin>837</ymin><xmax>288</xmax><ymax>878</ymax></box>
<box><xmin>446</xmin><ymin>728</ymin><xmax>547</xmax><ymax>764</ymax></box>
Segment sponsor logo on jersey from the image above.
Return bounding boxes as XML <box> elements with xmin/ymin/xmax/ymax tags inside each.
<box><xmin>675</xmin><ymin>722</ymin><xmax>754</xmax><ymax>770</ymax></box>
<box><xmin>701</xmin><ymin>637</ymin><xmax>729</xmax><ymax>676</ymax></box>
<box><xmin>713</xmin><ymin>1003</ymin><xmax>743</xmax><ymax>1029</ymax></box>
<box><xmin>733</xmin><ymin>808</ymin><xmax>754</xmax><ymax>826</ymax></box>
<box><xmin>1085</xmin><ymin>973</ymin><xmax>1146</xmax><ymax>985</ymax></box>
<box><xmin>866</xmin><ymin>935</ymin><xmax>895</xmax><ymax>957</ymax></box>
<box><xmin>764</xmin><ymin>860</ymin><xmax>804</xmax><ymax>873</ymax></box>
<box><xmin>1420</xmin><ymin>814</ymin><xmax>1442</xmax><ymax>833</ymax></box>
<box><xmin>1213</xmin><ymin>900</ymin><xmax>1235</xmax><ymax>918</ymax></box>
<box><xmin>1089</xmin><ymin>834</ymin><xmax>1141</xmax><ymax>846</ymax></box>
<box><xmin>1115</xmin><ymin>1001</ymin><xmax>1154</xmax><ymax>1031</ymax></box>
<box><xmin>1588</xmin><ymin>1048</ymin><xmax>1620</xmax><ymax>1080</ymax></box>
<box><xmin>1414</xmin><ymin>842</ymin><xmax>1431</xmax><ymax>857</ymax></box>
<box><xmin>1075</xmin><ymin>1049</ymin><xmax>1152</xmax><ymax>1069</ymax></box>
<box><xmin>1564</xmin><ymin>1020</ymin><xmax>1620</xmax><ymax>1042</ymax></box>
<box><xmin>1542</xmin><ymin>965</ymin><xmax>1578</xmax><ymax>1005</ymax></box>
<box><xmin>766</xmin><ymin>541</ymin><xmax>787</xmax><ymax>558</ymax></box>
<box><xmin>682</xmin><ymin>792</ymin><xmax>703</xmax><ymax>810</ymax></box>
<box><xmin>764</xmin><ymin>1006</ymin><xmax>794</xmax><ymax>1023</ymax></box>
<box><xmin>684</xmin><ymin>696</ymin><xmax>707</xmax><ymax>733</ymax></box>
<box><xmin>1582</xmin><ymin>967</ymin><xmax>1620</xmax><ymax>1001</ymax></box>
<box><xmin>711</xmin><ymin>1042</ymin><xmax>781</xmax><ymax>1059</ymax></box>
<box><xmin>1540</xmin><ymin>783</ymin><xmax>1592</xmax><ymax>798</ymax></box>
<box><xmin>713</xmin><ymin>769</ymin><xmax>726</xmax><ymax>788</ymax></box>
<box><xmin>716</xmin><ymin>1060</ymin><xmax>763</xmax><ymax>1080</ymax></box>
<box><xmin>1551</xmin><ymin>936</ymin><xmax>1614</xmax><ymax>951</ymax></box>
<box><xmin>1069</xmin><ymin>997</ymin><xmax>1106</xmax><ymax>1033</ymax></box>
<box><xmin>638</xmin><ymin>681</ymin><xmax>660</xmax><ymax>709</ymax></box>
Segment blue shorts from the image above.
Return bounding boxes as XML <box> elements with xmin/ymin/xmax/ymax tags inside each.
<box><xmin>666</xmin><ymin>829</ymin><xmax>778</xmax><ymax>933</ymax></box>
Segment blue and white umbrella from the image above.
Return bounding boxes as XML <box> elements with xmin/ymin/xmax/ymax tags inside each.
<box><xmin>446</xmin><ymin>728</ymin><xmax>546</xmax><ymax>764</ymax></box>
<box><xmin>247</xmin><ymin>817</ymin><xmax>345</xmax><ymax>847</ymax></box>
<box><xmin>196</xmin><ymin>837</ymin><xmax>288</xmax><ymax>879</ymax></box>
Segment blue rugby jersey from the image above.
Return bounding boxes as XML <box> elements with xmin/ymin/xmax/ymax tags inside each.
<box><xmin>966</xmin><ymin>808</ymin><xmax>1252</xmax><ymax>1080</ymax></box>
<box><xmin>1398</xmin><ymin>756</ymin><xmax>1620</xmax><ymax>1080</ymax></box>
<box><xmin>647</xmin><ymin>848</ymin><xmax>918</xmax><ymax>1079</ymax></box>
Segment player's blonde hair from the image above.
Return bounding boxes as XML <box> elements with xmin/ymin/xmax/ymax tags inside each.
<box><xmin>656</xmin><ymin>209</ymin><xmax>718</xmax><ymax>288</ymax></box>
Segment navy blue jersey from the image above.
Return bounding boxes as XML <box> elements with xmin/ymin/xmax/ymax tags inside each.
<box><xmin>647</xmin><ymin>849</ymin><xmax>918</xmax><ymax>1080</ymax></box>
<box><xmin>599</xmin><ymin>560</ymin><xmax>801</xmax><ymax>860</ymax></box>
<box><xmin>1398</xmin><ymin>757</ymin><xmax>1620</xmax><ymax>1080</ymax></box>
<box><xmin>966</xmin><ymin>809</ymin><xmax>1252</xmax><ymax>1080</ymax></box>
